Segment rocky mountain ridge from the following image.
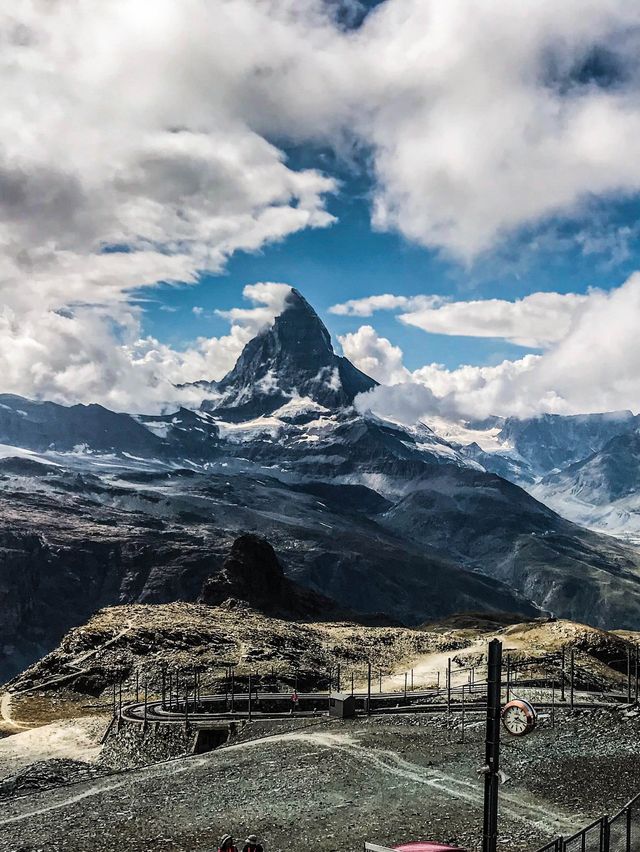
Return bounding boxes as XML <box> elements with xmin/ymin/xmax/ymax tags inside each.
<box><xmin>2</xmin><ymin>288</ymin><xmax>640</xmax><ymax>683</ymax></box>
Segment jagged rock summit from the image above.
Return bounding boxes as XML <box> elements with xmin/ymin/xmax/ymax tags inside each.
<box><xmin>200</xmin><ymin>287</ymin><xmax>377</xmax><ymax>419</ymax></box>
<box><xmin>199</xmin><ymin>533</ymin><xmax>352</xmax><ymax>620</ymax></box>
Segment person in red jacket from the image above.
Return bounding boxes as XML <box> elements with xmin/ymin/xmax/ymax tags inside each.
<box><xmin>242</xmin><ymin>835</ymin><xmax>264</xmax><ymax>852</ymax></box>
<box><xmin>218</xmin><ymin>834</ymin><xmax>239</xmax><ymax>852</ymax></box>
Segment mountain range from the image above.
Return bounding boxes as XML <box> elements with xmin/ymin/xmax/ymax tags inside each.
<box><xmin>1</xmin><ymin>287</ymin><xmax>640</xmax><ymax>681</ymax></box>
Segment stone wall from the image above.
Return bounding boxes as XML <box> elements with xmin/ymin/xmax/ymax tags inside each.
<box><xmin>100</xmin><ymin>720</ymin><xmax>196</xmax><ymax>771</ymax></box>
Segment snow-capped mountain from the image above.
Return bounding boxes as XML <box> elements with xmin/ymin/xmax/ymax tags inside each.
<box><xmin>531</xmin><ymin>429</ymin><xmax>640</xmax><ymax>541</ymax></box>
<box><xmin>441</xmin><ymin>410</ymin><xmax>640</xmax><ymax>537</ymax></box>
<box><xmin>195</xmin><ymin>288</ymin><xmax>377</xmax><ymax>418</ymax></box>
<box><xmin>2</xmin><ymin>288</ymin><xmax>640</xmax><ymax>681</ymax></box>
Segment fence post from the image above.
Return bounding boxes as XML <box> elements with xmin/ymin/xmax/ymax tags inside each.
<box><xmin>570</xmin><ymin>649</ymin><xmax>575</xmax><ymax>711</ymax></box>
<box><xmin>351</xmin><ymin>672</ymin><xmax>354</xmax><ymax>696</ymax></box>
<box><xmin>602</xmin><ymin>815</ymin><xmax>610</xmax><ymax>852</ymax></box>
<box><xmin>404</xmin><ymin>672</ymin><xmax>408</xmax><ymax>702</ymax></box>
<box><xmin>367</xmin><ymin>662</ymin><xmax>372</xmax><ymax>716</ymax></box>
<box><xmin>626</xmin><ymin>806</ymin><xmax>632</xmax><ymax>852</ymax></box>
<box><xmin>627</xmin><ymin>648</ymin><xmax>632</xmax><ymax>703</ymax></box>
<box><xmin>460</xmin><ymin>683</ymin><xmax>465</xmax><ymax>744</ymax></box>
<box><xmin>447</xmin><ymin>658</ymin><xmax>452</xmax><ymax>714</ymax></box>
<box><xmin>118</xmin><ymin>677</ymin><xmax>122</xmax><ymax>719</ymax></box>
<box><xmin>337</xmin><ymin>664</ymin><xmax>341</xmax><ymax>692</ymax></box>
<box><xmin>411</xmin><ymin>668</ymin><xmax>414</xmax><ymax>691</ymax></box>
<box><xmin>231</xmin><ymin>668</ymin><xmax>235</xmax><ymax>714</ymax></box>
<box><xmin>248</xmin><ymin>672</ymin><xmax>253</xmax><ymax>722</ymax></box>
<box><xmin>506</xmin><ymin>656</ymin><xmax>511</xmax><ymax>703</ymax></box>
<box><xmin>143</xmin><ymin>677</ymin><xmax>148</xmax><ymax>727</ymax></box>
<box><xmin>112</xmin><ymin>681</ymin><xmax>116</xmax><ymax>719</ymax></box>
<box><xmin>379</xmin><ymin>670</ymin><xmax>382</xmax><ymax>693</ymax></box>
<box><xmin>561</xmin><ymin>647</ymin><xmax>566</xmax><ymax>702</ymax></box>
<box><xmin>136</xmin><ymin>669</ymin><xmax>140</xmax><ymax>703</ymax></box>
<box><xmin>635</xmin><ymin>646</ymin><xmax>639</xmax><ymax>705</ymax></box>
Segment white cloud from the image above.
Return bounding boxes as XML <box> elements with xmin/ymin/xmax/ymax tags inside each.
<box><xmin>329</xmin><ymin>294</ymin><xmax>439</xmax><ymax>316</ymax></box>
<box><xmin>356</xmin><ymin>1</ymin><xmax>640</xmax><ymax>259</ymax></box>
<box><xmin>0</xmin><ymin>2</ymin><xmax>338</xmax><ymax>410</ymax></box>
<box><xmin>0</xmin><ymin>281</ymin><xmax>292</xmax><ymax>413</ymax></box>
<box><xmin>339</xmin><ymin>325</ymin><xmax>409</xmax><ymax>384</ymax></box>
<box><xmin>5</xmin><ymin>1</ymin><xmax>640</xmax><ymax>410</ymax></box>
<box><xmin>399</xmin><ymin>291</ymin><xmax>592</xmax><ymax>348</ymax></box>
<box><xmin>352</xmin><ymin>274</ymin><xmax>640</xmax><ymax>420</ymax></box>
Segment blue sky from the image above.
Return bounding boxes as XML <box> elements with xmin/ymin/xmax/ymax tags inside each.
<box><xmin>141</xmin><ymin>174</ymin><xmax>640</xmax><ymax>374</ymax></box>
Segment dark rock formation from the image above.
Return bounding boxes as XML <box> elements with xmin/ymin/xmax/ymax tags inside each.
<box><xmin>199</xmin><ymin>533</ymin><xmax>348</xmax><ymax>620</ymax></box>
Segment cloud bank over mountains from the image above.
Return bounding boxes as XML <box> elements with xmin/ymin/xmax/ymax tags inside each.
<box><xmin>344</xmin><ymin>274</ymin><xmax>640</xmax><ymax>420</ymax></box>
<box><xmin>3</xmin><ymin>1</ymin><xmax>640</xmax><ymax>410</ymax></box>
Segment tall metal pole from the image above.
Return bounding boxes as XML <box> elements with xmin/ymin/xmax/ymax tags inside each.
<box><xmin>136</xmin><ymin>670</ymin><xmax>140</xmax><ymax>703</ymax></box>
<box><xmin>379</xmin><ymin>670</ymin><xmax>382</xmax><ymax>693</ymax></box>
<box><xmin>143</xmin><ymin>678</ymin><xmax>148</xmax><ymax>726</ymax></box>
<box><xmin>337</xmin><ymin>664</ymin><xmax>341</xmax><ymax>692</ymax></box>
<box><xmin>460</xmin><ymin>683</ymin><xmax>465</xmax><ymax>744</ymax></box>
<box><xmin>506</xmin><ymin>656</ymin><xmax>511</xmax><ymax>703</ymax></box>
<box><xmin>404</xmin><ymin>672</ymin><xmax>408</xmax><ymax>701</ymax></box>
<box><xmin>411</xmin><ymin>668</ymin><xmax>414</xmax><ymax>691</ymax></box>
<box><xmin>248</xmin><ymin>672</ymin><xmax>253</xmax><ymax>722</ymax></box>
<box><xmin>351</xmin><ymin>672</ymin><xmax>354</xmax><ymax>696</ymax></box>
<box><xmin>482</xmin><ymin>638</ymin><xmax>503</xmax><ymax>852</ymax></box>
<box><xmin>635</xmin><ymin>646</ymin><xmax>639</xmax><ymax>704</ymax></box>
<box><xmin>627</xmin><ymin>647</ymin><xmax>632</xmax><ymax>703</ymax></box>
<box><xmin>560</xmin><ymin>647</ymin><xmax>566</xmax><ymax>702</ymax></box>
<box><xmin>112</xmin><ymin>682</ymin><xmax>117</xmax><ymax>719</ymax></box>
<box><xmin>447</xmin><ymin>658</ymin><xmax>452</xmax><ymax>711</ymax></box>
<box><xmin>118</xmin><ymin>677</ymin><xmax>122</xmax><ymax>719</ymax></box>
<box><xmin>367</xmin><ymin>662</ymin><xmax>372</xmax><ymax>716</ymax></box>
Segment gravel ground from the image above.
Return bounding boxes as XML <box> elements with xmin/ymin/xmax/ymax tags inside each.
<box><xmin>1</xmin><ymin>709</ymin><xmax>639</xmax><ymax>852</ymax></box>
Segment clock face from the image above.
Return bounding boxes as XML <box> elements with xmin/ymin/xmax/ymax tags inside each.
<box><xmin>501</xmin><ymin>699</ymin><xmax>536</xmax><ymax>736</ymax></box>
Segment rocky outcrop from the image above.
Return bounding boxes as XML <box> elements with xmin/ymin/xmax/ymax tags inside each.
<box><xmin>199</xmin><ymin>533</ymin><xmax>347</xmax><ymax>620</ymax></box>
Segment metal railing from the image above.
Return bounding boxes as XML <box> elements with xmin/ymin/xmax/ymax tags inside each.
<box><xmin>533</xmin><ymin>794</ymin><xmax>640</xmax><ymax>852</ymax></box>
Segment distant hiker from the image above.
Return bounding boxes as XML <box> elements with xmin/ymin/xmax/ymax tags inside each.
<box><xmin>242</xmin><ymin>835</ymin><xmax>264</xmax><ymax>852</ymax></box>
<box><xmin>290</xmin><ymin>691</ymin><xmax>299</xmax><ymax>713</ymax></box>
<box><xmin>219</xmin><ymin>834</ymin><xmax>239</xmax><ymax>852</ymax></box>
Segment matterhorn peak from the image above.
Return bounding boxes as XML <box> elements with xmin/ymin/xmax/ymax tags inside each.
<box><xmin>201</xmin><ymin>288</ymin><xmax>377</xmax><ymax>419</ymax></box>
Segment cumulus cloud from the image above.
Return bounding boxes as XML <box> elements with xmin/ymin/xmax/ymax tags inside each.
<box><xmin>399</xmin><ymin>291</ymin><xmax>592</xmax><ymax>348</ymax></box>
<box><xmin>339</xmin><ymin>325</ymin><xmax>410</xmax><ymax>384</ymax></box>
<box><xmin>357</xmin><ymin>1</ymin><xmax>640</xmax><ymax>259</ymax></box>
<box><xmin>5</xmin><ymin>1</ymin><xmax>640</xmax><ymax>408</ymax></box>
<box><xmin>329</xmin><ymin>294</ymin><xmax>440</xmax><ymax>316</ymax></box>
<box><xmin>0</xmin><ymin>281</ymin><xmax>292</xmax><ymax>413</ymax></box>
<box><xmin>0</xmin><ymin>2</ymin><xmax>338</xmax><ymax>410</ymax></box>
<box><xmin>352</xmin><ymin>274</ymin><xmax>640</xmax><ymax>420</ymax></box>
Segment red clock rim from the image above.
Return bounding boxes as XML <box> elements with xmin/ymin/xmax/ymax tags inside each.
<box><xmin>501</xmin><ymin>698</ymin><xmax>536</xmax><ymax>736</ymax></box>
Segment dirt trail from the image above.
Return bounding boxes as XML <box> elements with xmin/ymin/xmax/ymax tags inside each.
<box><xmin>283</xmin><ymin>729</ymin><xmax>581</xmax><ymax>837</ymax></box>
<box><xmin>0</xmin><ymin>691</ymin><xmax>29</xmax><ymax>732</ymax></box>
<box><xmin>378</xmin><ymin>640</ymin><xmax>486</xmax><ymax>692</ymax></box>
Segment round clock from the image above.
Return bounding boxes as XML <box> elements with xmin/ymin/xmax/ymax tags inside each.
<box><xmin>501</xmin><ymin>698</ymin><xmax>537</xmax><ymax>736</ymax></box>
